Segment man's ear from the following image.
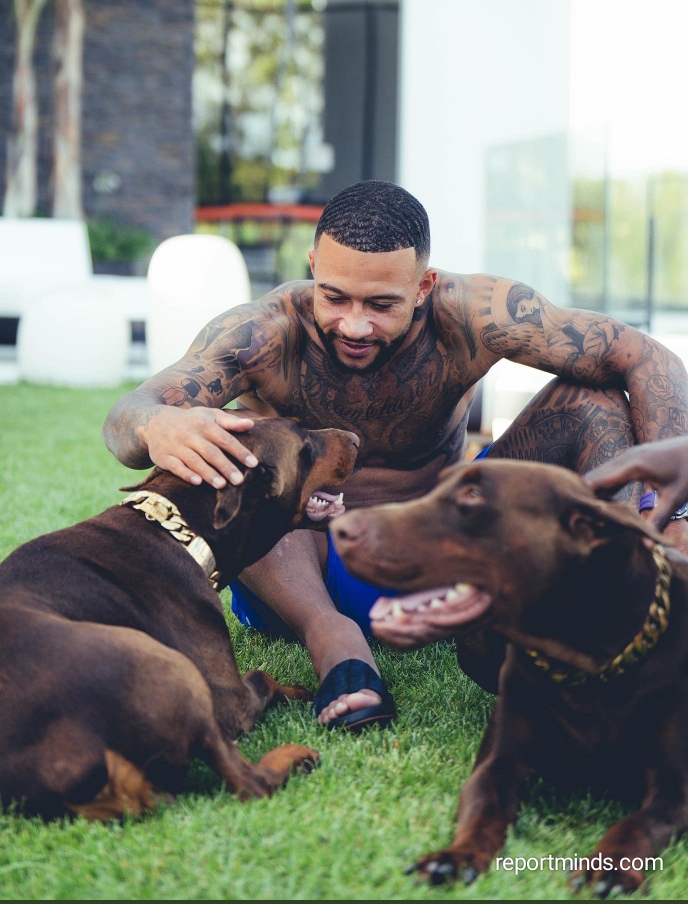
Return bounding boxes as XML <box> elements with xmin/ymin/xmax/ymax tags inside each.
<box><xmin>564</xmin><ymin>496</ymin><xmax>665</xmax><ymax>549</ymax></box>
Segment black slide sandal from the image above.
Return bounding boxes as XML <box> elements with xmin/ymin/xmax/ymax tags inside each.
<box><xmin>313</xmin><ymin>659</ymin><xmax>395</xmax><ymax>732</ymax></box>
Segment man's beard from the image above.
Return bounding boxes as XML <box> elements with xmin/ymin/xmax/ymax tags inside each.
<box><xmin>313</xmin><ymin>319</ymin><xmax>410</xmax><ymax>375</ymax></box>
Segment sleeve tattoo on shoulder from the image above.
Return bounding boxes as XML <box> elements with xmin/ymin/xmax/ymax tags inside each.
<box><xmin>433</xmin><ymin>276</ymin><xmax>493</xmax><ymax>362</ymax></box>
<box><xmin>150</xmin><ymin>289</ymin><xmax>302</xmax><ymax>409</ymax></box>
<box><xmin>480</xmin><ymin>282</ymin><xmax>688</xmax><ymax>443</ymax></box>
<box><xmin>480</xmin><ymin>281</ymin><xmax>628</xmax><ymax>380</ymax></box>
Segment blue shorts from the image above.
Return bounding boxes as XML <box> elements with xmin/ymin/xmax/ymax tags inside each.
<box><xmin>473</xmin><ymin>442</ymin><xmax>493</xmax><ymax>460</ymax></box>
<box><xmin>230</xmin><ymin>532</ymin><xmax>400</xmax><ymax>639</ymax></box>
<box><xmin>230</xmin><ymin>444</ymin><xmax>493</xmax><ymax>639</ymax></box>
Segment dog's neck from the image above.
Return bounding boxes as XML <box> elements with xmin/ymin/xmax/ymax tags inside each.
<box><xmin>505</xmin><ymin>534</ymin><xmax>667</xmax><ymax>677</ymax></box>
<box><xmin>131</xmin><ymin>472</ymin><xmax>280</xmax><ymax>586</ymax></box>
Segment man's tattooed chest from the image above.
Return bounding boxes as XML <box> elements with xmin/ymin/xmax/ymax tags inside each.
<box><xmin>263</xmin><ymin>340</ymin><xmax>467</xmax><ymax>463</ymax></box>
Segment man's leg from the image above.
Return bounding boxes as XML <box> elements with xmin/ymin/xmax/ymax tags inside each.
<box><xmin>236</xmin><ymin>529</ymin><xmax>384</xmax><ymax>724</ymax></box>
<box><xmin>488</xmin><ymin>378</ymin><xmax>688</xmax><ymax>553</ymax></box>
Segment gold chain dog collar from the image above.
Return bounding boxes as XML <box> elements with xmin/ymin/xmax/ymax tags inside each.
<box><xmin>525</xmin><ymin>543</ymin><xmax>671</xmax><ymax>687</ymax></box>
<box><xmin>120</xmin><ymin>490</ymin><xmax>221</xmax><ymax>591</ymax></box>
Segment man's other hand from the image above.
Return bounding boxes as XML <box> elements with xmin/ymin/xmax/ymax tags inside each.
<box><xmin>585</xmin><ymin>436</ymin><xmax>688</xmax><ymax>531</ymax></box>
<box><xmin>138</xmin><ymin>406</ymin><xmax>257</xmax><ymax>488</ymax></box>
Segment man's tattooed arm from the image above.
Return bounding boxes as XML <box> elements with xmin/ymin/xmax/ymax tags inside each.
<box><xmin>476</xmin><ymin>280</ymin><xmax>688</xmax><ymax>444</ymax></box>
<box><xmin>103</xmin><ymin>285</ymin><xmax>304</xmax><ymax>481</ymax></box>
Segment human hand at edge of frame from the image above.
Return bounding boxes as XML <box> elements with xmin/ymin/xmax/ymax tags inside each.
<box><xmin>585</xmin><ymin>435</ymin><xmax>688</xmax><ymax>531</ymax></box>
<box><xmin>139</xmin><ymin>405</ymin><xmax>258</xmax><ymax>490</ymax></box>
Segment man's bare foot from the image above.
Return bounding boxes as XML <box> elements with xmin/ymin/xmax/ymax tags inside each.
<box><xmin>317</xmin><ymin>689</ymin><xmax>382</xmax><ymax>725</ymax></box>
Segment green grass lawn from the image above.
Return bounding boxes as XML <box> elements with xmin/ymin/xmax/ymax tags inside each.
<box><xmin>0</xmin><ymin>382</ymin><xmax>686</xmax><ymax>900</ymax></box>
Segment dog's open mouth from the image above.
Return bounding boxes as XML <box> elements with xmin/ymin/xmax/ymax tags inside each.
<box><xmin>306</xmin><ymin>491</ymin><xmax>345</xmax><ymax>522</ymax></box>
<box><xmin>370</xmin><ymin>583</ymin><xmax>492</xmax><ymax>628</ymax></box>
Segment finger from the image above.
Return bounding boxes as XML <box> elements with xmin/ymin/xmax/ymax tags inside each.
<box><xmin>584</xmin><ymin>459</ymin><xmax>643</xmax><ymax>493</ymax></box>
<box><xmin>157</xmin><ymin>455</ymin><xmax>202</xmax><ymax>487</ymax></box>
<box><xmin>648</xmin><ymin>507</ymin><xmax>672</xmax><ymax>532</ymax></box>
<box><xmin>651</xmin><ymin>486</ymin><xmax>688</xmax><ymax>531</ymax></box>
<box><xmin>209</xmin><ymin>427</ymin><xmax>258</xmax><ymax>468</ymax></box>
<box><xmin>192</xmin><ymin>436</ymin><xmax>252</xmax><ymax>486</ymax></box>
<box><xmin>208</xmin><ymin>418</ymin><xmax>258</xmax><ymax>468</ymax></box>
<box><xmin>214</xmin><ymin>409</ymin><xmax>255</xmax><ymax>433</ymax></box>
<box><xmin>177</xmin><ymin>448</ymin><xmax>242</xmax><ymax>489</ymax></box>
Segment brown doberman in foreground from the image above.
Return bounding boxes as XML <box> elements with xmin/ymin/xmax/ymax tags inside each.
<box><xmin>332</xmin><ymin>459</ymin><xmax>688</xmax><ymax>896</ymax></box>
<box><xmin>0</xmin><ymin>418</ymin><xmax>358</xmax><ymax>820</ymax></box>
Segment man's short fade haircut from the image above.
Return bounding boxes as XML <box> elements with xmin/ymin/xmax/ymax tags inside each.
<box><xmin>314</xmin><ymin>180</ymin><xmax>431</xmax><ymax>263</ymax></box>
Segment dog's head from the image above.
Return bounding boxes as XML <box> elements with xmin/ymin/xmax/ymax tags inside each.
<box><xmin>128</xmin><ymin>418</ymin><xmax>358</xmax><ymax>576</ymax></box>
<box><xmin>211</xmin><ymin>418</ymin><xmax>359</xmax><ymax>535</ymax></box>
<box><xmin>331</xmin><ymin>459</ymin><xmax>663</xmax><ymax>652</ymax></box>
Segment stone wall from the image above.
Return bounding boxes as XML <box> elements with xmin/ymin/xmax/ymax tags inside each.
<box><xmin>0</xmin><ymin>0</ymin><xmax>195</xmax><ymax>243</ymax></box>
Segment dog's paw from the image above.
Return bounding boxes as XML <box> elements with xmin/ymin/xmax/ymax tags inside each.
<box><xmin>287</xmin><ymin>744</ymin><xmax>320</xmax><ymax>774</ymax></box>
<box><xmin>405</xmin><ymin>848</ymin><xmax>486</xmax><ymax>886</ymax></box>
<box><xmin>570</xmin><ymin>855</ymin><xmax>644</xmax><ymax>898</ymax></box>
<box><xmin>280</xmin><ymin>683</ymin><xmax>315</xmax><ymax>703</ymax></box>
<box><xmin>259</xmin><ymin>742</ymin><xmax>320</xmax><ymax>776</ymax></box>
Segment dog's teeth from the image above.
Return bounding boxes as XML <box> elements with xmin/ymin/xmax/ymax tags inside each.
<box><xmin>454</xmin><ymin>583</ymin><xmax>471</xmax><ymax>594</ymax></box>
<box><xmin>391</xmin><ymin>601</ymin><xmax>403</xmax><ymax>618</ymax></box>
<box><xmin>430</xmin><ymin>598</ymin><xmax>444</xmax><ymax>609</ymax></box>
<box><xmin>336</xmin><ymin>493</ymin><xmax>344</xmax><ymax>504</ymax></box>
<box><xmin>445</xmin><ymin>589</ymin><xmax>459</xmax><ymax>602</ymax></box>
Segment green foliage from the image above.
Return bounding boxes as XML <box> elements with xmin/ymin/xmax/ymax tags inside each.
<box><xmin>571</xmin><ymin>171</ymin><xmax>688</xmax><ymax>314</ymax></box>
<box><xmin>1</xmin><ymin>383</ymin><xmax>687</xmax><ymax>898</ymax></box>
<box><xmin>86</xmin><ymin>218</ymin><xmax>156</xmax><ymax>263</ymax></box>
<box><xmin>194</xmin><ymin>0</ymin><xmax>325</xmax><ymax>204</ymax></box>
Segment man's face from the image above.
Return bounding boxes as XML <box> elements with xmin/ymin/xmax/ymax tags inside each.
<box><xmin>308</xmin><ymin>234</ymin><xmax>435</xmax><ymax>374</ymax></box>
<box><xmin>515</xmin><ymin>297</ymin><xmax>541</xmax><ymax>324</ymax></box>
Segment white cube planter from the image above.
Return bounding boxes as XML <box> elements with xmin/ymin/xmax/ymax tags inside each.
<box><xmin>17</xmin><ymin>284</ymin><xmax>128</xmax><ymax>388</ymax></box>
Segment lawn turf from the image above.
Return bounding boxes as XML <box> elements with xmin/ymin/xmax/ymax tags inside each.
<box><xmin>0</xmin><ymin>382</ymin><xmax>686</xmax><ymax>900</ymax></box>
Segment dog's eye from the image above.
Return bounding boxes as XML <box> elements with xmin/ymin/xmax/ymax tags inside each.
<box><xmin>299</xmin><ymin>442</ymin><xmax>316</xmax><ymax>467</ymax></box>
<box><xmin>454</xmin><ymin>484</ymin><xmax>483</xmax><ymax>505</ymax></box>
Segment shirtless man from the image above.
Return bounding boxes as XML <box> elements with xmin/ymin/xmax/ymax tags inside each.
<box><xmin>103</xmin><ymin>180</ymin><xmax>688</xmax><ymax>731</ymax></box>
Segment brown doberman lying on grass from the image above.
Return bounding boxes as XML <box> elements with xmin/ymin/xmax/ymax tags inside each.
<box><xmin>332</xmin><ymin>458</ymin><xmax>688</xmax><ymax>896</ymax></box>
<box><xmin>0</xmin><ymin>418</ymin><xmax>358</xmax><ymax>820</ymax></box>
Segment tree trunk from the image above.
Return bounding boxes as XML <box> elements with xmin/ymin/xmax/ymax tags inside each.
<box><xmin>3</xmin><ymin>0</ymin><xmax>49</xmax><ymax>217</ymax></box>
<box><xmin>51</xmin><ymin>0</ymin><xmax>85</xmax><ymax>219</ymax></box>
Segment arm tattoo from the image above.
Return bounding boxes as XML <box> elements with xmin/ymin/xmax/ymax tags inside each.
<box><xmin>479</xmin><ymin>280</ymin><xmax>688</xmax><ymax>445</ymax></box>
<box><xmin>103</xmin><ymin>283</ymin><xmax>307</xmax><ymax>467</ymax></box>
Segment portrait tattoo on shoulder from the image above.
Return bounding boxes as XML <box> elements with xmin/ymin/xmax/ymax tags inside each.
<box><xmin>481</xmin><ymin>281</ymin><xmax>688</xmax><ymax>470</ymax></box>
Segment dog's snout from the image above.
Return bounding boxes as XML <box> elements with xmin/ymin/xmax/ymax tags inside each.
<box><xmin>346</xmin><ymin>431</ymin><xmax>360</xmax><ymax>450</ymax></box>
<box><xmin>331</xmin><ymin>511</ymin><xmax>366</xmax><ymax>549</ymax></box>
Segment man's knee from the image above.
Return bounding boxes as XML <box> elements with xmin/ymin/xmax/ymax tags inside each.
<box><xmin>490</xmin><ymin>377</ymin><xmax>635</xmax><ymax>473</ymax></box>
<box><xmin>529</xmin><ymin>377</ymin><xmax>630</xmax><ymax>417</ymax></box>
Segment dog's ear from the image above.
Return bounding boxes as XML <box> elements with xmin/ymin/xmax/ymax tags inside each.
<box><xmin>257</xmin><ymin>462</ymin><xmax>285</xmax><ymax>499</ymax></box>
<box><xmin>213</xmin><ymin>481</ymin><xmax>245</xmax><ymax>530</ymax></box>
<box><xmin>212</xmin><ymin>464</ymin><xmax>286</xmax><ymax>530</ymax></box>
<box><xmin>564</xmin><ymin>495</ymin><xmax>665</xmax><ymax>549</ymax></box>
